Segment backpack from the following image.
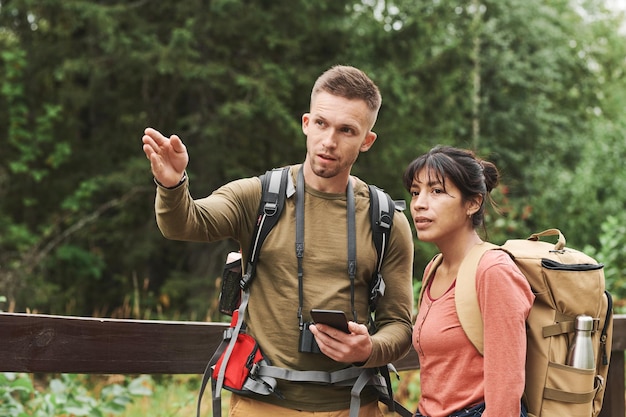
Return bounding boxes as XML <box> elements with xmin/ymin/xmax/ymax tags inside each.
<box><xmin>419</xmin><ymin>229</ymin><xmax>613</xmax><ymax>417</ymax></box>
<box><xmin>199</xmin><ymin>167</ymin><xmax>412</xmax><ymax>417</ymax></box>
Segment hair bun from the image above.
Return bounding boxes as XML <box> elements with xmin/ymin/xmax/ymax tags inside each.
<box><xmin>480</xmin><ymin>160</ymin><xmax>499</xmax><ymax>192</ymax></box>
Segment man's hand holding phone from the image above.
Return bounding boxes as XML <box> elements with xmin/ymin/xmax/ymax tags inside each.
<box><xmin>308</xmin><ymin>309</ymin><xmax>372</xmax><ymax>363</ymax></box>
<box><xmin>310</xmin><ymin>309</ymin><xmax>350</xmax><ymax>333</ymax></box>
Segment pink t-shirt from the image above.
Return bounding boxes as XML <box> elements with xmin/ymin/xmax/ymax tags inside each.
<box><xmin>414</xmin><ymin>250</ymin><xmax>534</xmax><ymax>417</ymax></box>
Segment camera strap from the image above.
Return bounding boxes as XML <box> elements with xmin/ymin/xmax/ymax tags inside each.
<box><xmin>295</xmin><ymin>167</ymin><xmax>357</xmax><ymax>329</ymax></box>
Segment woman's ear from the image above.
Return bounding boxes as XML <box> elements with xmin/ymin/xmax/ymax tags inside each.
<box><xmin>466</xmin><ymin>195</ymin><xmax>483</xmax><ymax>217</ymax></box>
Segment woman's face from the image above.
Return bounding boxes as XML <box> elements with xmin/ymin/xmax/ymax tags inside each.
<box><xmin>408</xmin><ymin>168</ymin><xmax>475</xmax><ymax>244</ymax></box>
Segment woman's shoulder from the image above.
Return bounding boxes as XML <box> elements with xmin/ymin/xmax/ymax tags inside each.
<box><xmin>479</xmin><ymin>247</ymin><xmax>514</xmax><ymax>266</ymax></box>
<box><xmin>477</xmin><ymin>248</ymin><xmax>531</xmax><ymax>291</ymax></box>
<box><xmin>476</xmin><ymin>248</ymin><xmax>525</xmax><ymax>282</ymax></box>
<box><xmin>476</xmin><ymin>246</ymin><xmax>535</xmax><ymax>310</ymax></box>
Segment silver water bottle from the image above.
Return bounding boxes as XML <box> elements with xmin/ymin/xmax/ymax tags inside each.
<box><xmin>567</xmin><ymin>315</ymin><xmax>595</xmax><ymax>369</ymax></box>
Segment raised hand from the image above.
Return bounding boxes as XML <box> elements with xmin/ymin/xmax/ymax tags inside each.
<box><xmin>142</xmin><ymin>127</ymin><xmax>189</xmax><ymax>187</ymax></box>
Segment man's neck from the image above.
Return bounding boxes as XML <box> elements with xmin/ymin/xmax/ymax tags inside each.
<box><xmin>301</xmin><ymin>163</ymin><xmax>352</xmax><ymax>194</ymax></box>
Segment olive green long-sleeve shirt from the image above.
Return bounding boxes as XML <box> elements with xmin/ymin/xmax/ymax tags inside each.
<box><xmin>154</xmin><ymin>164</ymin><xmax>414</xmax><ymax>411</ymax></box>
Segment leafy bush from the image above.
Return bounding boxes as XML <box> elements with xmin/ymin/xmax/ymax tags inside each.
<box><xmin>0</xmin><ymin>373</ymin><xmax>151</xmax><ymax>417</ymax></box>
<box><xmin>584</xmin><ymin>215</ymin><xmax>626</xmax><ymax>313</ymax></box>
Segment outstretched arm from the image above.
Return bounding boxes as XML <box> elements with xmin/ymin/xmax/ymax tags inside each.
<box><xmin>142</xmin><ymin>127</ymin><xmax>189</xmax><ymax>187</ymax></box>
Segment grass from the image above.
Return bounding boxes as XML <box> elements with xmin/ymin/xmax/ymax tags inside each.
<box><xmin>119</xmin><ymin>375</ymin><xmax>230</xmax><ymax>417</ymax></box>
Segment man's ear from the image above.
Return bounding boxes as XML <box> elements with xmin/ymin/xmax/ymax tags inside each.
<box><xmin>360</xmin><ymin>131</ymin><xmax>377</xmax><ymax>152</ymax></box>
<box><xmin>302</xmin><ymin>113</ymin><xmax>310</xmax><ymax>134</ymax></box>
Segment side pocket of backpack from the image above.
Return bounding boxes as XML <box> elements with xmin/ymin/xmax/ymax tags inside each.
<box><xmin>541</xmin><ymin>361</ymin><xmax>595</xmax><ymax>417</ymax></box>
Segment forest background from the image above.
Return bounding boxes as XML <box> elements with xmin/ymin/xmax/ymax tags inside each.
<box><xmin>1</xmin><ymin>0</ymin><xmax>626</xmax><ymax>323</ymax></box>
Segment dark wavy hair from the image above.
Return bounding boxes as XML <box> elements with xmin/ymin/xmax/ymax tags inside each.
<box><xmin>402</xmin><ymin>145</ymin><xmax>500</xmax><ymax>229</ymax></box>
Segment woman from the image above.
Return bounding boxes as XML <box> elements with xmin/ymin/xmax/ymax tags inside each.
<box><xmin>403</xmin><ymin>146</ymin><xmax>534</xmax><ymax>417</ymax></box>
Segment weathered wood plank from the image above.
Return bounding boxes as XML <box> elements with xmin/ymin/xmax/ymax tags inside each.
<box><xmin>0</xmin><ymin>312</ymin><xmax>624</xmax><ymax>417</ymax></box>
<box><xmin>612</xmin><ymin>314</ymin><xmax>626</xmax><ymax>351</ymax></box>
<box><xmin>0</xmin><ymin>312</ymin><xmax>421</xmax><ymax>373</ymax></box>
<box><xmin>2</xmin><ymin>313</ymin><xmax>625</xmax><ymax>373</ymax></box>
<box><xmin>0</xmin><ymin>312</ymin><xmax>227</xmax><ymax>374</ymax></box>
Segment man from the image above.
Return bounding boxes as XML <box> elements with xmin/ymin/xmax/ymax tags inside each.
<box><xmin>142</xmin><ymin>65</ymin><xmax>414</xmax><ymax>416</ymax></box>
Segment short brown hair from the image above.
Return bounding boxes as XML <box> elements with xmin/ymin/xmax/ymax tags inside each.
<box><xmin>311</xmin><ymin>65</ymin><xmax>382</xmax><ymax>115</ymax></box>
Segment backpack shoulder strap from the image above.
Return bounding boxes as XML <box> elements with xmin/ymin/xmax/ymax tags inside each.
<box><xmin>368</xmin><ymin>185</ymin><xmax>395</xmax><ymax>272</ymax></box>
<box><xmin>416</xmin><ymin>253</ymin><xmax>444</xmax><ymax>311</ymax></box>
<box><xmin>204</xmin><ymin>168</ymin><xmax>292</xmax><ymax>417</ymax></box>
<box><xmin>241</xmin><ymin>167</ymin><xmax>291</xmax><ymax>289</ymax></box>
<box><xmin>367</xmin><ymin>185</ymin><xmax>398</xmax><ymax>311</ymax></box>
<box><xmin>455</xmin><ymin>242</ymin><xmax>500</xmax><ymax>355</ymax></box>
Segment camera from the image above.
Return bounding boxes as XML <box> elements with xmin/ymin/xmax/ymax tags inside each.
<box><xmin>298</xmin><ymin>322</ymin><xmax>321</xmax><ymax>353</ymax></box>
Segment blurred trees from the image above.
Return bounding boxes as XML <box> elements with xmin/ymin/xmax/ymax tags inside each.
<box><xmin>0</xmin><ymin>0</ymin><xmax>624</xmax><ymax>318</ymax></box>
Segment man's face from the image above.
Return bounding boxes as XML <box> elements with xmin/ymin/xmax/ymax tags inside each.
<box><xmin>301</xmin><ymin>91</ymin><xmax>377</xmax><ymax>191</ymax></box>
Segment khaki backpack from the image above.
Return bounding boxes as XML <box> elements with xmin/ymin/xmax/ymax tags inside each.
<box><xmin>419</xmin><ymin>229</ymin><xmax>613</xmax><ymax>417</ymax></box>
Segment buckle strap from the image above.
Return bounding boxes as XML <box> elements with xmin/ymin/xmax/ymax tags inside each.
<box><xmin>240</xmin><ymin>359</ymin><xmax>278</xmax><ymax>396</ymax></box>
<box><xmin>257</xmin><ymin>364</ymin><xmax>365</xmax><ymax>384</ymax></box>
<box><xmin>543</xmin><ymin>320</ymin><xmax>575</xmax><ymax>338</ymax></box>
<box><xmin>222</xmin><ymin>327</ymin><xmax>236</xmax><ymax>340</ymax></box>
<box><xmin>350</xmin><ymin>369</ymin><xmax>376</xmax><ymax>417</ymax></box>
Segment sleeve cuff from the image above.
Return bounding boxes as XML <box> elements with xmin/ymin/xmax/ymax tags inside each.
<box><xmin>154</xmin><ymin>172</ymin><xmax>187</xmax><ymax>189</ymax></box>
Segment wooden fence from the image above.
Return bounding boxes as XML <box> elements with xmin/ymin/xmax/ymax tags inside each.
<box><xmin>1</xmin><ymin>312</ymin><xmax>624</xmax><ymax>416</ymax></box>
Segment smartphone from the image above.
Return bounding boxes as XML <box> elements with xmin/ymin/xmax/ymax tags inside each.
<box><xmin>310</xmin><ymin>309</ymin><xmax>349</xmax><ymax>333</ymax></box>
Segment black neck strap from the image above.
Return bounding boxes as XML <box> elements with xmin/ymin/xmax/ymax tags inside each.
<box><xmin>296</xmin><ymin>167</ymin><xmax>357</xmax><ymax>328</ymax></box>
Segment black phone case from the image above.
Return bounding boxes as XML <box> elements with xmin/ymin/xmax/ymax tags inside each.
<box><xmin>310</xmin><ymin>309</ymin><xmax>349</xmax><ymax>333</ymax></box>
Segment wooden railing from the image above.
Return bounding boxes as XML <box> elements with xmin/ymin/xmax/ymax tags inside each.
<box><xmin>1</xmin><ymin>312</ymin><xmax>624</xmax><ymax>416</ymax></box>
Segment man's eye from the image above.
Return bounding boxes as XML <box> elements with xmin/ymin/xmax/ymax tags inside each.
<box><xmin>410</xmin><ymin>191</ymin><xmax>419</xmax><ymax>197</ymax></box>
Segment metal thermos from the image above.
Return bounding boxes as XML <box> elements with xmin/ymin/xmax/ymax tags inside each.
<box><xmin>567</xmin><ymin>315</ymin><xmax>595</xmax><ymax>369</ymax></box>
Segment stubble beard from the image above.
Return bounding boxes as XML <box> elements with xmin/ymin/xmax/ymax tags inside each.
<box><xmin>311</xmin><ymin>163</ymin><xmax>339</xmax><ymax>179</ymax></box>
<box><xmin>305</xmin><ymin>146</ymin><xmax>359</xmax><ymax>181</ymax></box>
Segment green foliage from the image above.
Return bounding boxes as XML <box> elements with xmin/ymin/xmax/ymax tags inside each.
<box><xmin>584</xmin><ymin>216</ymin><xmax>626</xmax><ymax>312</ymax></box>
<box><xmin>1</xmin><ymin>44</ymin><xmax>66</xmax><ymax>181</ymax></box>
<box><xmin>0</xmin><ymin>0</ymin><xmax>624</xmax><ymax>317</ymax></box>
<box><xmin>0</xmin><ymin>373</ymin><xmax>151</xmax><ymax>417</ymax></box>
<box><xmin>515</xmin><ymin>112</ymin><xmax>626</xmax><ymax>251</ymax></box>
<box><xmin>0</xmin><ymin>372</ymin><xmax>32</xmax><ymax>417</ymax></box>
